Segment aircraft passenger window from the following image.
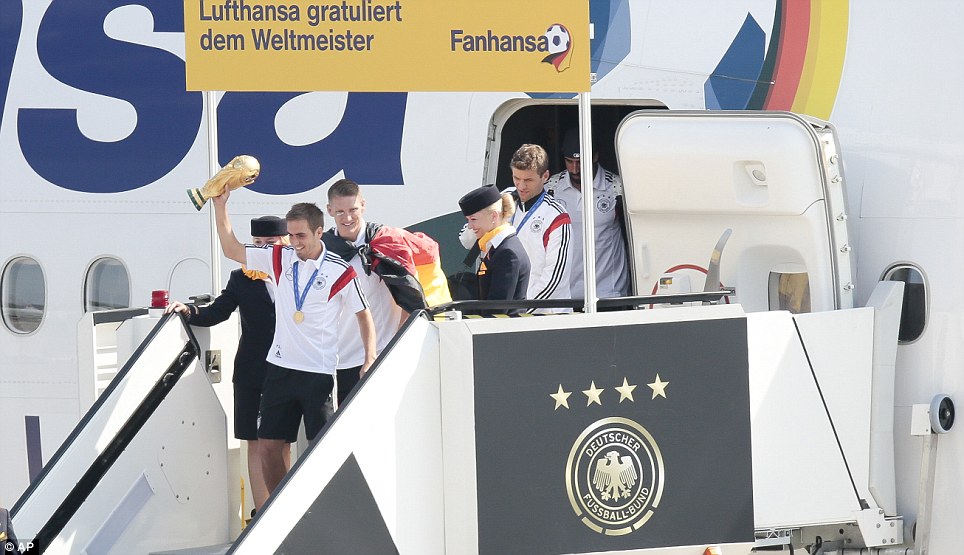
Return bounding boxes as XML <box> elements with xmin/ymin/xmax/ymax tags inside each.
<box><xmin>84</xmin><ymin>257</ymin><xmax>131</xmax><ymax>312</ymax></box>
<box><xmin>768</xmin><ymin>271</ymin><xmax>811</xmax><ymax>314</ymax></box>
<box><xmin>882</xmin><ymin>264</ymin><xmax>927</xmax><ymax>343</ymax></box>
<box><xmin>1</xmin><ymin>257</ymin><xmax>46</xmax><ymax>334</ymax></box>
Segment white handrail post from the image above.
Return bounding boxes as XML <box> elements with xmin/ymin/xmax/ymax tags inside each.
<box><xmin>205</xmin><ymin>90</ymin><xmax>222</xmax><ymax>296</ymax></box>
<box><xmin>578</xmin><ymin>92</ymin><xmax>596</xmax><ymax>313</ymax></box>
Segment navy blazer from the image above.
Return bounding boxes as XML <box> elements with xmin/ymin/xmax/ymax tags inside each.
<box><xmin>478</xmin><ymin>233</ymin><xmax>530</xmax><ymax>315</ymax></box>
<box><xmin>189</xmin><ymin>269</ymin><xmax>275</xmax><ymax>387</ymax></box>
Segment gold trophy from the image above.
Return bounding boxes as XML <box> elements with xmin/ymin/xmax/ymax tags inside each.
<box><xmin>187</xmin><ymin>155</ymin><xmax>261</xmax><ymax>210</ymax></box>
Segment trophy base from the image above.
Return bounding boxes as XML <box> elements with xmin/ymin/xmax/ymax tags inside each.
<box><xmin>187</xmin><ymin>188</ymin><xmax>206</xmax><ymax>211</ymax></box>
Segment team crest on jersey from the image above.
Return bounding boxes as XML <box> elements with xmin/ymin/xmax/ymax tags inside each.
<box><xmin>597</xmin><ymin>195</ymin><xmax>615</xmax><ymax>213</ymax></box>
<box><xmin>284</xmin><ymin>267</ymin><xmax>327</xmax><ymax>290</ymax></box>
<box><xmin>566</xmin><ymin>417</ymin><xmax>664</xmax><ymax>535</ymax></box>
<box><xmin>530</xmin><ymin>217</ymin><xmax>545</xmax><ymax>233</ymax></box>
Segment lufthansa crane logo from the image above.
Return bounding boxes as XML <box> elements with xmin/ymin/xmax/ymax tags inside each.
<box><xmin>566</xmin><ymin>417</ymin><xmax>664</xmax><ymax>535</ymax></box>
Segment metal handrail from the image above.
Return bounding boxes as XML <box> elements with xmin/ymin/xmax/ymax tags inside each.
<box><xmin>427</xmin><ymin>289</ymin><xmax>735</xmax><ymax>316</ymax></box>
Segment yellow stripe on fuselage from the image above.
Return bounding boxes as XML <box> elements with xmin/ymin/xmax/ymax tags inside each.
<box><xmin>792</xmin><ymin>0</ymin><xmax>849</xmax><ymax>120</ymax></box>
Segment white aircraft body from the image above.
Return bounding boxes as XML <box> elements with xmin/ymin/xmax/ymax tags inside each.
<box><xmin>1</xmin><ymin>1</ymin><xmax>961</xmax><ymax>553</ymax></box>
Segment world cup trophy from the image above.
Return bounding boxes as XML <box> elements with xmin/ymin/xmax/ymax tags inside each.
<box><xmin>187</xmin><ymin>155</ymin><xmax>261</xmax><ymax>210</ymax></box>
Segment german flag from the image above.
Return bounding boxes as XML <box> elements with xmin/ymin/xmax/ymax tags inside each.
<box><xmin>323</xmin><ymin>222</ymin><xmax>452</xmax><ymax>312</ymax></box>
<box><xmin>369</xmin><ymin>225</ymin><xmax>452</xmax><ymax>308</ymax></box>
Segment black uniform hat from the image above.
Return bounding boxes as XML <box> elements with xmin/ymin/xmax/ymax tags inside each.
<box><xmin>250</xmin><ymin>215</ymin><xmax>287</xmax><ymax>237</ymax></box>
<box><xmin>459</xmin><ymin>184</ymin><xmax>501</xmax><ymax>216</ymax></box>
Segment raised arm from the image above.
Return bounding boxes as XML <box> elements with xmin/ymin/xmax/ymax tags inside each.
<box><xmin>212</xmin><ymin>191</ymin><xmax>247</xmax><ymax>265</ymax></box>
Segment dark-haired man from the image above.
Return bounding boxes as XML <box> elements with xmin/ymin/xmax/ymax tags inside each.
<box><xmin>212</xmin><ymin>191</ymin><xmax>376</xmax><ymax>496</ymax></box>
<box><xmin>167</xmin><ymin>215</ymin><xmax>289</xmax><ymax>512</ymax></box>
<box><xmin>547</xmin><ymin>129</ymin><xmax>630</xmax><ymax>299</ymax></box>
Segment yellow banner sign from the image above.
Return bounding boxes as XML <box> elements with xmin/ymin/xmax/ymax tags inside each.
<box><xmin>184</xmin><ymin>0</ymin><xmax>590</xmax><ymax>92</ymax></box>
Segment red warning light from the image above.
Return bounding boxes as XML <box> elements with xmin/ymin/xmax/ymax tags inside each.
<box><xmin>151</xmin><ymin>290</ymin><xmax>169</xmax><ymax>308</ymax></box>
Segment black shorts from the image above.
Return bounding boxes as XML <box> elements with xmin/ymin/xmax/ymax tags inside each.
<box><xmin>234</xmin><ymin>383</ymin><xmax>297</xmax><ymax>442</ymax></box>
<box><xmin>258</xmin><ymin>363</ymin><xmax>334</xmax><ymax>442</ymax></box>
<box><xmin>336</xmin><ymin>365</ymin><xmax>363</xmax><ymax>407</ymax></box>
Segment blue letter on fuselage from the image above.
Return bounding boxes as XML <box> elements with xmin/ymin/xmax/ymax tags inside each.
<box><xmin>217</xmin><ymin>92</ymin><xmax>406</xmax><ymax>194</ymax></box>
<box><xmin>0</xmin><ymin>0</ymin><xmax>23</xmax><ymax>133</ymax></box>
<box><xmin>18</xmin><ymin>1</ymin><xmax>202</xmax><ymax>193</ymax></box>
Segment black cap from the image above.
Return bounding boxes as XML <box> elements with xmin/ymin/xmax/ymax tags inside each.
<box><xmin>561</xmin><ymin>129</ymin><xmax>580</xmax><ymax>159</ymax></box>
<box><xmin>458</xmin><ymin>184</ymin><xmax>501</xmax><ymax>216</ymax></box>
<box><xmin>250</xmin><ymin>215</ymin><xmax>287</xmax><ymax>237</ymax></box>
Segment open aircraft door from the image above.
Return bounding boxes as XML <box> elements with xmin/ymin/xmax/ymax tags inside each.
<box><xmin>616</xmin><ymin>111</ymin><xmax>854</xmax><ymax>314</ymax></box>
<box><xmin>616</xmin><ymin>112</ymin><xmax>909</xmax><ymax>549</ymax></box>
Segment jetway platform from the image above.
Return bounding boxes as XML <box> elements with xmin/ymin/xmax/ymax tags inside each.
<box><xmin>13</xmin><ymin>287</ymin><xmax>904</xmax><ymax>554</ymax></box>
<box><xmin>234</xmin><ymin>305</ymin><xmax>757</xmax><ymax>554</ymax></box>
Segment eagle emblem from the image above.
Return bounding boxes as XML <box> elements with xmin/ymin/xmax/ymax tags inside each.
<box><xmin>566</xmin><ymin>417</ymin><xmax>664</xmax><ymax>535</ymax></box>
<box><xmin>593</xmin><ymin>450</ymin><xmax>638</xmax><ymax>500</ymax></box>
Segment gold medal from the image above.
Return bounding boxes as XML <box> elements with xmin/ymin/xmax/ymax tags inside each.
<box><xmin>292</xmin><ymin>257</ymin><xmax>320</xmax><ymax>326</ymax></box>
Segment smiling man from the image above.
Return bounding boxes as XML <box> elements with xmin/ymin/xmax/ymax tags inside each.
<box><xmin>211</xmin><ymin>190</ymin><xmax>376</xmax><ymax>497</ymax></box>
<box><xmin>322</xmin><ymin>179</ymin><xmax>405</xmax><ymax>409</ymax></box>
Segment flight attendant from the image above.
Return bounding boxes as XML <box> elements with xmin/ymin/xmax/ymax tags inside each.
<box><xmin>166</xmin><ymin>215</ymin><xmax>290</xmax><ymax>513</ymax></box>
<box><xmin>458</xmin><ymin>184</ymin><xmax>530</xmax><ymax>315</ymax></box>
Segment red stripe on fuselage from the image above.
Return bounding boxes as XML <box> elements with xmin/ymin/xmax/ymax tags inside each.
<box><xmin>764</xmin><ymin>0</ymin><xmax>810</xmax><ymax>110</ymax></box>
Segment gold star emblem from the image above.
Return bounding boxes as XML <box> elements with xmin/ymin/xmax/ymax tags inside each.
<box><xmin>648</xmin><ymin>374</ymin><xmax>669</xmax><ymax>399</ymax></box>
<box><xmin>550</xmin><ymin>384</ymin><xmax>572</xmax><ymax>410</ymax></box>
<box><xmin>615</xmin><ymin>377</ymin><xmax>637</xmax><ymax>403</ymax></box>
<box><xmin>583</xmin><ymin>381</ymin><xmax>604</xmax><ymax>406</ymax></box>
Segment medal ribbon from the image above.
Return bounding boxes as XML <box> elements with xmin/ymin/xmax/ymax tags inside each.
<box><xmin>292</xmin><ymin>246</ymin><xmax>324</xmax><ymax>315</ymax></box>
<box><xmin>514</xmin><ymin>190</ymin><xmax>546</xmax><ymax>231</ymax></box>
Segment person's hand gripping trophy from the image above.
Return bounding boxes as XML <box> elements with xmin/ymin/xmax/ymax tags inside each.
<box><xmin>188</xmin><ymin>155</ymin><xmax>261</xmax><ymax>210</ymax></box>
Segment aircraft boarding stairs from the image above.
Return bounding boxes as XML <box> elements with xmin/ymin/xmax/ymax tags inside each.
<box><xmin>11</xmin><ymin>281</ymin><xmax>911</xmax><ymax>554</ymax></box>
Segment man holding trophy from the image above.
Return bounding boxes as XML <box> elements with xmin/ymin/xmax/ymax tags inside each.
<box><xmin>209</xmin><ymin>174</ymin><xmax>377</xmax><ymax>496</ymax></box>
